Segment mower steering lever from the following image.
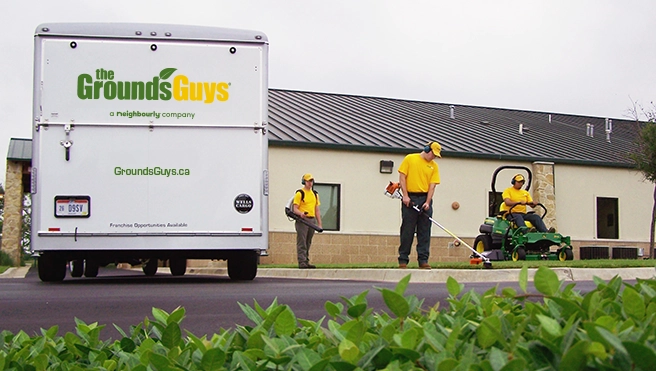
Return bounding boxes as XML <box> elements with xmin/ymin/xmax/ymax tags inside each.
<box><xmin>508</xmin><ymin>202</ymin><xmax>548</xmax><ymax>219</ymax></box>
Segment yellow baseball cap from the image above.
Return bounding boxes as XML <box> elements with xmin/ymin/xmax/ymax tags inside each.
<box><xmin>302</xmin><ymin>173</ymin><xmax>314</xmax><ymax>182</ymax></box>
<box><xmin>513</xmin><ymin>174</ymin><xmax>525</xmax><ymax>183</ymax></box>
<box><xmin>427</xmin><ymin>141</ymin><xmax>442</xmax><ymax>158</ymax></box>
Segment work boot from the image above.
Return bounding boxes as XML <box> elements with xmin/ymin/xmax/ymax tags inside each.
<box><xmin>299</xmin><ymin>263</ymin><xmax>316</xmax><ymax>269</ymax></box>
<box><xmin>548</xmin><ymin>227</ymin><xmax>556</xmax><ymax>233</ymax></box>
<box><xmin>419</xmin><ymin>263</ymin><xmax>431</xmax><ymax>270</ymax></box>
<box><xmin>398</xmin><ymin>263</ymin><xmax>407</xmax><ymax>269</ymax></box>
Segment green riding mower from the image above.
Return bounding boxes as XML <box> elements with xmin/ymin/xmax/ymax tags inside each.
<box><xmin>473</xmin><ymin>165</ymin><xmax>574</xmax><ymax>261</ymax></box>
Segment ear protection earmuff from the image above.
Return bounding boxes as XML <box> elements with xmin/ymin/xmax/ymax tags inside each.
<box><xmin>423</xmin><ymin>141</ymin><xmax>435</xmax><ymax>153</ymax></box>
<box><xmin>301</xmin><ymin>176</ymin><xmax>305</xmax><ymax>185</ymax></box>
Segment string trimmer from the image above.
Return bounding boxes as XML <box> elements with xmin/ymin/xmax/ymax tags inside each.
<box><xmin>384</xmin><ymin>181</ymin><xmax>492</xmax><ymax>269</ymax></box>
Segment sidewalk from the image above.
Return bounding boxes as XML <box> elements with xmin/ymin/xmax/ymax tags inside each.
<box><xmin>185</xmin><ymin>266</ymin><xmax>656</xmax><ymax>283</ymax></box>
<box><xmin>0</xmin><ymin>265</ymin><xmax>32</xmax><ymax>279</ymax></box>
<box><xmin>3</xmin><ymin>264</ymin><xmax>655</xmax><ymax>283</ymax></box>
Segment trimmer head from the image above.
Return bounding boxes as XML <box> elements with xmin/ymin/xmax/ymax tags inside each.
<box><xmin>470</xmin><ymin>257</ymin><xmax>494</xmax><ymax>269</ymax></box>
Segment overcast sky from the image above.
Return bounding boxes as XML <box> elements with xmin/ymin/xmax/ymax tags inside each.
<box><xmin>1</xmin><ymin>0</ymin><xmax>655</xmax><ymax>185</ymax></box>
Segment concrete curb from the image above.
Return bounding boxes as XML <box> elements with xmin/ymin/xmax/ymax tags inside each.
<box><xmin>185</xmin><ymin>267</ymin><xmax>656</xmax><ymax>283</ymax></box>
<box><xmin>4</xmin><ymin>265</ymin><xmax>655</xmax><ymax>283</ymax></box>
<box><xmin>0</xmin><ymin>266</ymin><xmax>32</xmax><ymax>279</ymax></box>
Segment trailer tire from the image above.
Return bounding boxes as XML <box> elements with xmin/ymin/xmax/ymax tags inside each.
<box><xmin>70</xmin><ymin>259</ymin><xmax>84</xmax><ymax>277</ymax></box>
<box><xmin>143</xmin><ymin>259</ymin><xmax>158</xmax><ymax>276</ymax></box>
<box><xmin>38</xmin><ymin>254</ymin><xmax>66</xmax><ymax>282</ymax></box>
<box><xmin>228</xmin><ymin>251</ymin><xmax>258</xmax><ymax>281</ymax></box>
<box><xmin>84</xmin><ymin>259</ymin><xmax>99</xmax><ymax>277</ymax></box>
<box><xmin>170</xmin><ymin>258</ymin><xmax>187</xmax><ymax>276</ymax></box>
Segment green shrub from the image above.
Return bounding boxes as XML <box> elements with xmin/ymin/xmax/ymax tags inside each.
<box><xmin>0</xmin><ymin>251</ymin><xmax>14</xmax><ymax>266</ymax></box>
<box><xmin>1</xmin><ymin>267</ymin><xmax>655</xmax><ymax>370</ymax></box>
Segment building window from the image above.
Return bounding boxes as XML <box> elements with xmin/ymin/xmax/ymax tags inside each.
<box><xmin>488</xmin><ymin>191</ymin><xmax>503</xmax><ymax>217</ymax></box>
<box><xmin>596</xmin><ymin>197</ymin><xmax>618</xmax><ymax>239</ymax></box>
<box><xmin>315</xmin><ymin>183</ymin><xmax>340</xmax><ymax>231</ymax></box>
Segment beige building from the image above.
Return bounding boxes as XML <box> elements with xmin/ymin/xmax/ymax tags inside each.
<box><xmin>264</xmin><ymin>90</ymin><xmax>651</xmax><ymax>265</ymax></box>
<box><xmin>267</xmin><ymin>149</ymin><xmax>652</xmax><ymax>265</ymax></box>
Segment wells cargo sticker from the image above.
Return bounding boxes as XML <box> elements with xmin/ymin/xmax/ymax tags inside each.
<box><xmin>77</xmin><ymin>68</ymin><xmax>229</xmax><ymax>103</ymax></box>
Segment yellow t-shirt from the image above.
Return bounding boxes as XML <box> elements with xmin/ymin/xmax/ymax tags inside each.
<box><xmin>398</xmin><ymin>153</ymin><xmax>440</xmax><ymax>192</ymax></box>
<box><xmin>293</xmin><ymin>189</ymin><xmax>320</xmax><ymax>217</ymax></box>
<box><xmin>500</xmin><ymin>187</ymin><xmax>533</xmax><ymax>213</ymax></box>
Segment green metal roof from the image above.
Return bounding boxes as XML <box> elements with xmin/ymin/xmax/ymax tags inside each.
<box><xmin>268</xmin><ymin>89</ymin><xmax>641</xmax><ymax>168</ymax></box>
<box><xmin>7</xmin><ymin>138</ymin><xmax>32</xmax><ymax>162</ymax></box>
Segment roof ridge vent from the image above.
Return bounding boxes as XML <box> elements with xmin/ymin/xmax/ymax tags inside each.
<box><xmin>519</xmin><ymin>123</ymin><xmax>524</xmax><ymax>134</ymax></box>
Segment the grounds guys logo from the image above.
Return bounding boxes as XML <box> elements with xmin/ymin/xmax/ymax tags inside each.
<box><xmin>77</xmin><ymin>68</ymin><xmax>229</xmax><ymax>103</ymax></box>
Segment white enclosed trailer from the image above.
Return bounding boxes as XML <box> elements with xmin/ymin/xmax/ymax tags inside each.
<box><xmin>31</xmin><ymin>23</ymin><xmax>269</xmax><ymax>281</ymax></box>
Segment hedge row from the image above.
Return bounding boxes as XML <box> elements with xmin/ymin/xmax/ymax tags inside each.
<box><xmin>1</xmin><ymin>266</ymin><xmax>655</xmax><ymax>370</ymax></box>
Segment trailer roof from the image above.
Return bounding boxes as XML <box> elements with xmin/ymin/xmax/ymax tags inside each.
<box><xmin>35</xmin><ymin>23</ymin><xmax>268</xmax><ymax>44</ymax></box>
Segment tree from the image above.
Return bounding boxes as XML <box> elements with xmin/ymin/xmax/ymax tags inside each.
<box><xmin>627</xmin><ymin>100</ymin><xmax>656</xmax><ymax>259</ymax></box>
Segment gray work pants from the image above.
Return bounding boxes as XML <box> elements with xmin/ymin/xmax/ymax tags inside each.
<box><xmin>295</xmin><ymin>218</ymin><xmax>316</xmax><ymax>264</ymax></box>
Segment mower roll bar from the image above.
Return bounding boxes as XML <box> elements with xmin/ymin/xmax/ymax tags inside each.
<box><xmin>490</xmin><ymin>165</ymin><xmax>532</xmax><ymax>214</ymax></box>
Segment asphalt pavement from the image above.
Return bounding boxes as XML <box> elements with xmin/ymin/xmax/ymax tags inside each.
<box><xmin>2</xmin><ymin>264</ymin><xmax>655</xmax><ymax>282</ymax></box>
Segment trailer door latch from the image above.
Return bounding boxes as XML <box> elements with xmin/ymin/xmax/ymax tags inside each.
<box><xmin>60</xmin><ymin>123</ymin><xmax>74</xmax><ymax>161</ymax></box>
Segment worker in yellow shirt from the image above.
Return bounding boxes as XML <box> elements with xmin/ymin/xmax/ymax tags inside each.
<box><xmin>397</xmin><ymin>141</ymin><xmax>441</xmax><ymax>269</ymax></box>
<box><xmin>292</xmin><ymin>173</ymin><xmax>322</xmax><ymax>269</ymax></box>
<box><xmin>500</xmin><ymin>174</ymin><xmax>555</xmax><ymax>233</ymax></box>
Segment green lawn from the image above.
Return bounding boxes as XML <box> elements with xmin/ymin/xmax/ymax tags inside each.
<box><xmin>261</xmin><ymin>259</ymin><xmax>656</xmax><ymax>269</ymax></box>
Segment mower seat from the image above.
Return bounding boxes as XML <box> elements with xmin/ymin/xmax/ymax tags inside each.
<box><xmin>502</xmin><ymin>212</ymin><xmax>534</xmax><ymax>230</ymax></box>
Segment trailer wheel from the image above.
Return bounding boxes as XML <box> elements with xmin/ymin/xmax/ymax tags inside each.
<box><xmin>70</xmin><ymin>259</ymin><xmax>84</xmax><ymax>277</ymax></box>
<box><xmin>228</xmin><ymin>251</ymin><xmax>258</xmax><ymax>281</ymax></box>
<box><xmin>38</xmin><ymin>254</ymin><xmax>66</xmax><ymax>282</ymax></box>
<box><xmin>143</xmin><ymin>259</ymin><xmax>158</xmax><ymax>276</ymax></box>
<box><xmin>474</xmin><ymin>235</ymin><xmax>493</xmax><ymax>253</ymax></box>
<box><xmin>84</xmin><ymin>259</ymin><xmax>99</xmax><ymax>277</ymax></box>
<box><xmin>170</xmin><ymin>258</ymin><xmax>187</xmax><ymax>276</ymax></box>
<box><xmin>559</xmin><ymin>248</ymin><xmax>574</xmax><ymax>261</ymax></box>
<box><xmin>512</xmin><ymin>247</ymin><xmax>526</xmax><ymax>261</ymax></box>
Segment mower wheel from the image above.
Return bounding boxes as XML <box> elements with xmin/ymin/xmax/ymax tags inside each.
<box><xmin>559</xmin><ymin>248</ymin><xmax>574</xmax><ymax>261</ymax></box>
<box><xmin>512</xmin><ymin>247</ymin><xmax>526</xmax><ymax>261</ymax></box>
<box><xmin>474</xmin><ymin>234</ymin><xmax>493</xmax><ymax>253</ymax></box>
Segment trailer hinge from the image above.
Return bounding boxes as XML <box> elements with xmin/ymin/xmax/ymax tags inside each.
<box><xmin>254</xmin><ymin>122</ymin><xmax>267</xmax><ymax>134</ymax></box>
<box><xmin>35</xmin><ymin>116</ymin><xmax>44</xmax><ymax>132</ymax></box>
